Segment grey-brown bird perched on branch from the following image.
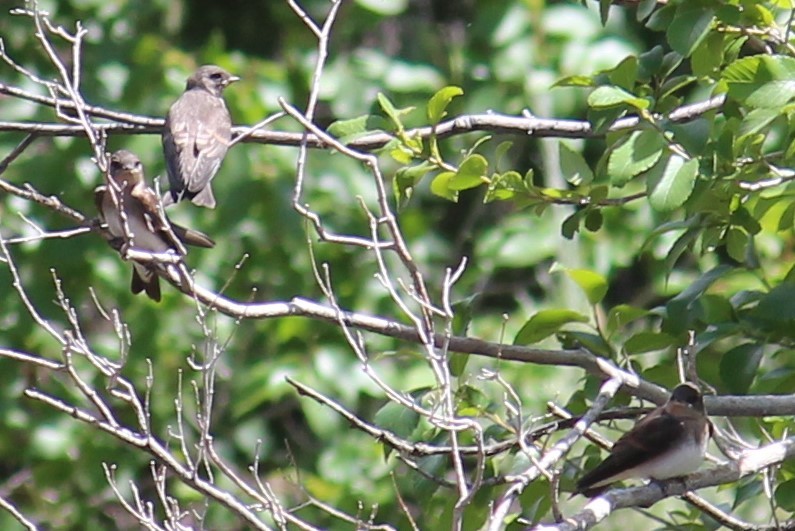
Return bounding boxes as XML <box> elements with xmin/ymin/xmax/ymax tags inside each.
<box><xmin>574</xmin><ymin>382</ymin><xmax>711</xmax><ymax>497</ymax></box>
<box><xmin>95</xmin><ymin>150</ymin><xmax>215</xmax><ymax>301</ymax></box>
<box><xmin>162</xmin><ymin>65</ymin><xmax>239</xmax><ymax>209</ymax></box>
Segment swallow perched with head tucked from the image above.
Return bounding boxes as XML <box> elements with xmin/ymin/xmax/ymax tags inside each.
<box><xmin>95</xmin><ymin>150</ymin><xmax>215</xmax><ymax>301</ymax></box>
<box><xmin>575</xmin><ymin>382</ymin><xmax>711</xmax><ymax>497</ymax></box>
<box><xmin>162</xmin><ymin>65</ymin><xmax>239</xmax><ymax>209</ymax></box>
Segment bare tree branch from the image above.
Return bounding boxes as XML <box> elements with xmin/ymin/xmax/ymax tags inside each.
<box><xmin>0</xmin><ymin>78</ymin><xmax>726</xmax><ymax>148</ymax></box>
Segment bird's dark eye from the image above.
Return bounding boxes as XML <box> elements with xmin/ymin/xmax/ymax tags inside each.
<box><xmin>210</xmin><ymin>73</ymin><xmax>223</xmax><ymax>80</ymax></box>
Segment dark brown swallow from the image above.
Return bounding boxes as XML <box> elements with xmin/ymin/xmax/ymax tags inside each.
<box><xmin>95</xmin><ymin>150</ymin><xmax>215</xmax><ymax>301</ymax></box>
<box><xmin>162</xmin><ymin>65</ymin><xmax>239</xmax><ymax>209</ymax></box>
<box><xmin>575</xmin><ymin>382</ymin><xmax>711</xmax><ymax>497</ymax></box>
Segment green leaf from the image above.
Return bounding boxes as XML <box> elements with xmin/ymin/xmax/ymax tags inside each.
<box><xmin>327</xmin><ymin>115</ymin><xmax>379</xmax><ymax>139</ymax></box>
<box><xmin>725</xmin><ymin>227</ymin><xmax>748</xmax><ymax>263</ymax></box>
<box><xmin>427</xmin><ymin>86</ymin><xmax>463</xmax><ymax>125</ymax></box>
<box><xmin>374</xmin><ymin>400</ymin><xmax>420</xmax><ymax>439</ymax></box>
<box><xmin>732</xmin><ymin>479</ymin><xmax>763</xmax><ymax>510</ymax></box>
<box><xmin>659</xmin><ymin>74</ymin><xmax>697</xmax><ymax>100</ymax></box>
<box><xmin>637</xmin><ymin>0</ymin><xmax>657</xmax><ymax>21</ymax></box>
<box><xmin>723</xmin><ymin>55</ymin><xmax>795</xmax><ymax>108</ymax></box>
<box><xmin>451</xmin><ymin>296</ymin><xmax>475</xmax><ymax>337</ymax></box>
<box><xmin>667</xmin><ymin>5</ymin><xmax>714</xmax><ymax>57</ymax></box>
<box><xmin>671</xmin><ymin>265</ymin><xmax>733</xmax><ymax>306</ymax></box>
<box><xmin>389</xmin><ymin>145</ymin><xmax>414</xmax><ymax>164</ymax></box>
<box><xmin>607</xmin><ymin>305</ymin><xmax>650</xmax><ymax>335</ymax></box>
<box><xmin>412</xmin><ymin>455</ymin><xmax>446</xmax><ymax>500</ymax></box>
<box><xmin>584</xmin><ymin>209</ymin><xmax>603</xmax><ymax>232</ymax></box>
<box><xmin>484</xmin><ymin>170</ymin><xmax>533</xmax><ymax>203</ymax></box>
<box><xmin>739</xmin><ymin>108</ymin><xmax>779</xmax><ymax>138</ymax></box>
<box><xmin>556</xmin><ymin>331</ymin><xmax>612</xmax><ymax>357</ymax></box>
<box><xmin>647</xmin><ymin>4</ymin><xmax>675</xmax><ymax>31</ymax></box>
<box><xmin>377</xmin><ymin>92</ymin><xmax>400</xmax><ymax>128</ymax></box>
<box><xmin>598</xmin><ymin>0</ymin><xmax>611</xmax><ymax>25</ymax></box>
<box><xmin>450</xmin><ymin>154</ymin><xmax>488</xmax><ymax>190</ymax></box>
<box><xmin>377</xmin><ymin>92</ymin><xmax>415</xmax><ymax>131</ymax></box>
<box><xmin>753</xmin><ymin>283</ymin><xmax>795</xmax><ymax>323</ymax></box>
<box><xmin>559</xmin><ymin>143</ymin><xmax>594</xmax><ymax>186</ymax></box>
<box><xmin>394</xmin><ymin>161</ymin><xmax>436</xmax><ymax>203</ymax></box>
<box><xmin>660</xmin><ymin>50</ymin><xmax>685</xmax><ymax>79</ymax></box>
<box><xmin>719</xmin><ymin>344</ymin><xmax>762</xmax><ymax>394</ymax></box>
<box><xmin>553</xmin><ymin>266</ymin><xmax>608</xmax><ymax>305</ymax></box>
<box><xmin>697</xmin><ymin>294</ymin><xmax>734</xmax><ymax>325</ymax></box>
<box><xmin>608</xmin><ymin>56</ymin><xmax>638</xmax><ymax>91</ymax></box>
<box><xmin>589</xmin><ymin>185</ymin><xmax>608</xmax><ymax>204</ymax></box>
<box><xmin>758</xmin><ymin>4</ymin><xmax>777</xmax><ymax>25</ymax></box>
<box><xmin>519</xmin><ymin>479</ymin><xmax>552</xmax><ymax>525</ymax></box>
<box><xmin>691</xmin><ymin>31</ymin><xmax>724</xmax><ymax>78</ymax></box>
<box><xmin>607</xmin><ymin>130</ymin><xmax>666</xmax><ymax>187</ymax></box>
<box><xmin>588</xmin><ymin>106</ymin><xmax>627</xmax><ymax>135</ymax></box>
<box><xmin>450</xmin><ymin>353</ymin><xmax>470</xmax><ymax>378</ymax></box>
<box><xmin>561</xmin><ymin>210</ymin><xmax>584</xmax><ymax>239</ymax></box>
<box><xmin>494</xmin><ymin>141</ymin><xmax>513</xmax><ymax>167</ymax></box>
<box><xmin>587</xmin><ymin>86</ymin><xmax>648</xmax><ymax>110</ymax></box>
<box><xmin>460</xmin><ymin>385</ymin><xmax>493</xmax><ymax>414</ymax></box>
<box><xmin>430</xmin><ymin>171</ymin><xmax>458</xmax><ymax>201</ymax></box>
<box><xmin>395</xmin><ymin>161</ymin><xmax>435</xmax><ymax>185</ymax></box>
<box><xmin>638</xmin><ymin>45</ymin><xmax>664</xmax><ymax>80</ymax></box>
<box><xmin>552</xmin><ymin>75</ymin><xmax>594</xmax><ymax>88</ymax></box>
<box><xmin>746</xmin><ymin>80</ymin><xmax>795</xmax><ymax>109</ymax></box>
<box><xmin>624</xmin><ymin>332</ymin><xmax>676</xmax><ymax>355</ymax></box>
<box><xmin>646</xmin><ymin>155</ymin><xmax>698</xmax><ymax>211</ymax></box>
<box><xmin>666</xmin><ymin>265</ymin><xmax>733</xmax><ymax>333</ymax></box>
<box><xmin>514</xmin><ymin>310</ymin><xmax>590</xmax><ymax>346</ymax></box>
<box><xmin>778</xmin><ymin>201</ymin><xmax>795</xmax><ymax>231</ymax></box>
<box><xmin>775</xmin><ymin>480</ymin><xmax>795</xmax><ymax>511</ymax></box>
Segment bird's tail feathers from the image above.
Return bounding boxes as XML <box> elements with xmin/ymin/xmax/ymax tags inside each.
<box><xmin>190</xmin><ymin>185</ymin><xmax>216</xmax><ymax>209</ymax></box>
<box><xmin>131</xmin><ymin>266</ymin><xmax>161</xmax><ymax>302</ymax></box>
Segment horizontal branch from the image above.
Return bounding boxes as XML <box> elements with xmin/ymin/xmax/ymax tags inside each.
<box><xmin>0</xmin><ymin>81</ymin><xmax>725</xmax><ymax>149</ymax></box>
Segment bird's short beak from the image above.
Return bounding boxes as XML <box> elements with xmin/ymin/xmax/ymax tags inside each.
<box><xmin>226</xmin><ymin>75</ymin><xmax>241</xmax><ymax>85</ymax></box>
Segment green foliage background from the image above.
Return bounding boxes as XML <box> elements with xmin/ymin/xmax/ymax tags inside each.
<box><xmin>2</xmin><ymin>0</ymin><xmax>795</xmax><ymax>528</ymax></box>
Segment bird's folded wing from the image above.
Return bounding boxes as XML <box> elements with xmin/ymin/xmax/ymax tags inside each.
<box><xmin>577</xmin><ymin>411</ymin><xmax>685</xmax><ymax>491</ymax></box>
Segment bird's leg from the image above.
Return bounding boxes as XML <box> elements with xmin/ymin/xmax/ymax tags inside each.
<box><xmin>652</xmin><ymin>476</ymin><xmax>689</xmax><ymax>499</ymax></box>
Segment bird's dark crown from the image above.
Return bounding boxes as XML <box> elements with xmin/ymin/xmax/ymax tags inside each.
<box><xmin>670</xmin><ymin>382</ymin><xmax>703</xmax><ymax>408</ymax></box>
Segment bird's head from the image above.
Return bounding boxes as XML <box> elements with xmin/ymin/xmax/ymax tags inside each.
<box><xmin>668</xmin><ymin>382</ymin><xmax>705</xmax><ymax>413</ymax></box>
<box><xmin>187</xmin><ymin>65</ymin><xmax>240</xmax><ymax>97</ymax></box>
<box><xmin>108</xmin><ymin>149</ymin><xmax>144</xmax><ymax>187</ymax></box>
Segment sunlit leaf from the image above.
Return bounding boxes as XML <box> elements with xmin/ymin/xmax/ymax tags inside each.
<box><xmin>646</xmin><ymin>155</ymin><xmax>698</xmax><ymax>211</ymax></box>
<box><xmin>427</xmin><ymin>86</ymin><xmax>463</xmax><ymax>125</ymax></box>
<box><xmin>430</xmin><ymin>171</ymin><xmax>458</xmax><ymax>201</ymax></box>
<box><xmin>608</xmin><ymin>130</ymin><xmax>666</xmax><ymax>186</ymax></box>
<box><xmin>587</xmin><ymin>86</ymin><xmax>648</xmax><ymax>110</ymax></box>
<box><xmin>450</xmin><ymin>154</ymin><xmax>488</xmax><ymax>190</ymax></box>
<box><xmin>552</xmin><ymin>265</ymin><xmax>608</xmax><ymax>305</ymax></box>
